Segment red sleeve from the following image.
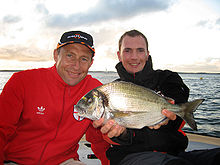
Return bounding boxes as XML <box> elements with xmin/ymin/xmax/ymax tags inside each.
<box><xmin>86</xmin><ymin>124</ymin><xmax>110</xmax><ymax>165</ymax></box>
<box><xmin>102</xmin><ymin>134</ymin><xmax>120</xmax><ymax>145</ymax></box>
<box><xmin>0</xmin><ymin>73</ymin><xmax>24</xmax><ymax>162</ymax></box>
<box><xmin>0</xmin><ymin>134</ymin><xmax>5</xmax><ymax>163</ymax></box>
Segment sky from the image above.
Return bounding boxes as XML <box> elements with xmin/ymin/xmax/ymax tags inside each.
<box><xmin>0</xmin><ymin>0</ymin><xmax>220</xmax><ymax>73</ymax></box>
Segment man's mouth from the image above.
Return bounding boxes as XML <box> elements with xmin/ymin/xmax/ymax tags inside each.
<box><xmin>130</xmin><ymin>63</ymin><xmax>139</xmax><ymax>67</ymax></box>
<box><xmin>67</xmin><ymin>71</ymin><xmax>81</xmax><ymax>77</ymax></box>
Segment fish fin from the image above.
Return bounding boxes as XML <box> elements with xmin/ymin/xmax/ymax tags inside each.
<box><xmin>112</xmin><ymin>110</ymin><xmax>146</xmax><ymax>118</ymax></box>
<box><xmin>149</xmin><ymin>117</ymin><xmax>168</xmax><ymax>127</ymax></box>
<box><xmin>179</xmin><ymin>99</ymin><xmax>205</xmax><ymax>131</ymax></box>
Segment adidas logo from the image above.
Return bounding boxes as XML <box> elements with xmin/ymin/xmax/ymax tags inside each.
<box><xmin>36</xmin><ymin>106</ymin><xmax>46</xmax><ymax>115</ymax></box>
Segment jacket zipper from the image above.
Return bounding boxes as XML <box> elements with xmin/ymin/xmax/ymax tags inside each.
<box><xmin>37</xmin><ymin>86</ymin><xmax>66</xmax><ymax>164</ymax></box>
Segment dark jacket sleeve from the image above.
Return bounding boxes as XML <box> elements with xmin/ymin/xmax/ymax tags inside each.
<box><xmin>159</xmin><ymin>71</ymin><xmax>189</xmax><ymax>129</ymax></box>
<box><xmin>159</xmin><ymin>71</ymin><xmax>189</xmax><ymax>104</ymax></box>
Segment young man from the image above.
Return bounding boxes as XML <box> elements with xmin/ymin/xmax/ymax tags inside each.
<box><xmin>93</xmin><ymin>30</ymin><xmax>220</xmax><ymax>165</ymax></box>
<box><xmin>0</xmin><ymin>31</ymin><xmax>110</xmax><ymax>165</ymax></box>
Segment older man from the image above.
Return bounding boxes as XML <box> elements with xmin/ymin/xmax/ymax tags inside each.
<box><xmin>0</xmin><ymin>31</ymin><xmax>110</xmax><ymax>165</ymax></box>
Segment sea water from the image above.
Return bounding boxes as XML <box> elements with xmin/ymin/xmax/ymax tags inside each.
<box><xmin>0</xmin><ymin>71</ymin><xmax>219</xmax><ymax>138</ymax></box>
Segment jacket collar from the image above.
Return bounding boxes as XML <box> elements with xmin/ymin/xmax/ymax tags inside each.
<box><xmin>115</xmin><ymin>55</ymin><xmax>158</xmax><ymax>89</ymax></box>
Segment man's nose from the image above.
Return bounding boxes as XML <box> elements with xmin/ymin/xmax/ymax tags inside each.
<box><xmin>130</xmin><ymin>51</ymin><xmax>138</xmax><ymax>59</ymax></box>
<box><xmin>72</xmin><ymin>59</ymin><xmax>80</xmax><ymax>69</ymax></box>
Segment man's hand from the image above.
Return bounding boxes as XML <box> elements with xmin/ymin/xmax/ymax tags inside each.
<box><xmin>148</xmin><ymin>109</ymin><xmax>176</xmax><ymax>129</ymax></box>
<box><xmin>93</xmin><ymin>118</ymin><xmax>126</xmax><ymax>138</ymax></box>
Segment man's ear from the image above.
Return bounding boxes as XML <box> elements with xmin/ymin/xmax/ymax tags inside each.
<box><xmin>117</xmin><ymin>51</ymin><xmax>122</xmax><ymax>62</ymax></box>
<box><xmin>89</xmin><ymin>58</ymin><xmax>94</xmax><ymax>68</ymax></box>
<box><xmin>53</xmin><ymin>49</ymin><xmax>58</xmax><ymax>62</ymax></box>
<box><xmin>146</xmin><ymin>51</ymin><xmax>150</xmax><ymax>60</ymax></box>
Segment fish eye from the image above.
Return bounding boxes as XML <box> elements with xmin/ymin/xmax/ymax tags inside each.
<box><xmin>87</xmin><ymin>98</ymin><xmax>93</xmax><ymax>104</ymax></box>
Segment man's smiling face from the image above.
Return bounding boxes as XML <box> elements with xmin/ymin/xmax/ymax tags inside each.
<box><xmin>54</xmin><ymin>43</ymin><xmax>93</xmax><ymax>86</ymax></box>
<box><xmin>117</xmin><ymin>35</ymin><xmax>149</xmax><ymax>74</ymax></box>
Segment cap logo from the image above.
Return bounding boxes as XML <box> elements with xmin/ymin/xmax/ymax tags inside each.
<box><xmin>67</xmin><ymin>34</ymin><xmax>88</xmax><ymax>40</ymax></box>
<box><xmin>57</xmin><ymin>31</ymin><xmax>95</xmax><ymax>54</ymax></box>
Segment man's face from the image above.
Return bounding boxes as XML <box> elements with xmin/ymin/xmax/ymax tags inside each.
<box><xmin>54</xmin><ymin>43</ymin><xmax>93</xmax><ymax>86</ymax></box>
<box><xmin>118</xmin><ymin>35</ymin><xmax>149</xmax><ymax>74</ymax></box>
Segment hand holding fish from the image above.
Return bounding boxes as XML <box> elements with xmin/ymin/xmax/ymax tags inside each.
<box><xmin>148</xmin><ymin>109</ymin><xmax>177</xmax><ymax>129</ymax></box>
<box><xmin>93</xmin><ymin>118</ymin><xmax>126</xmax><ymax>138</ymax></box>
<box><xmin>76</xmin><ymin>81</ymin><xmax>204</xmax><ymax>131</ymax></box>
<box><xmin>93</xmin><ymin>109</ymin><xmax>176</xmax><ymax>138</ymax></box>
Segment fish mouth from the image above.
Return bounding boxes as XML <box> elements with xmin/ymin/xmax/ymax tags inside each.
<box><xmin>75</xmin><ymin>106</ymin><xmax>86</xmax><ymax>116</ymax></box>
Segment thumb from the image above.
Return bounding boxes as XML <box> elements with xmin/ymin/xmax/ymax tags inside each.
<box><xmin>162</xmin><ymin>109</ymin><xmax>176</xmax><ymax>120</ymax></box>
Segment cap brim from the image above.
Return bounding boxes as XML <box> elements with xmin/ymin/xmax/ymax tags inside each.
<box><xmin>57</xmin><ymin>41</ymin><xmax>95</xmax><ymax>55</ymax></box>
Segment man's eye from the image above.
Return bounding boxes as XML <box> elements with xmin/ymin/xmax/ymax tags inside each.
<box><xmin>124</xmin><ymin>49</ymin><xmax>130</xmax><ymax>53</ymax></box>
<box><xmin>67</xmin><ymin>54</ymin><xmax>72</xmax><ymax>57</ymax></box>
<box><xmin>137</xmin><ymin>48</ymin><xmax>145</xmax><ymax>52</ymax></box>
<box><xmin>81</xmin><ymin>57</ymin><xmax>89</xmax><ymax>62</ymax></box>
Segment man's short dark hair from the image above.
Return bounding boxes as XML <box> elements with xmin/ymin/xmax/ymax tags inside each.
<box><xmin>118</xmin><ymin>30</ymin><xmax>149</xmax><ymax>52</ymax></box>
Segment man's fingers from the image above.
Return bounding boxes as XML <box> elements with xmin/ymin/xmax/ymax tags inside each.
<box><xmin>149</xmin><ymin>118</ymin><xmax>169</xmax><ymax>129</ymax></box>
<box><xmin>93</xmin><ymin>119</ymin><xmax>126</xmax><ymax>138</ymax></box>
<box><xmin>160</xmin><ymin>118</ymin><xmax>169</xmax><ymax>126</ymax></box>
<box><xmin>92</xmin><ymin>118</ymin><xmax>104</xmax><ymax>128</ymax></box>
<box><xmin>153</xmin><ymin>124</ymin><xmax>161</xmax><ymax>129</ymax></box>
<box><xmin>107</xmin><ymin>124</ymin><xmax>125</xmax><ymax>138</ymax></box>
<box><xmin>100</xmin><ymin>120</ymin><xmax>115</xmax><ymax>134</ymax></box>
<box><xmin>149</xmin><ymin>126</ymin><xmax>154</xmax><ymax>129</ymax></box>
<box><xmin>149</xmin><ymin>110</ymin><xmax>176</xmax><ymax>129</ymax></box>
<box><xmin>162</xmin><ymin>109</ymin><xmax>176</xmax><ymax>120</ymax></box>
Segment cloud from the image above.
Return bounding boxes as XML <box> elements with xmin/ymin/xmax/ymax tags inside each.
<box><xmin>168</xmin><ymin>58</ymin><xmax>220</xmax><ymax>73</ymax></box>
<box><xmin>0</xmin><ymin>46</ymin><xmax>51</xmax><ymax>62</ymax></box>
<box><xmin>216</xmin><ymin>17</ymin><xmax>220</xmax><ymax>25</ymax></box>
<box><xmin>197</xmin><ymin>20</ymin><xmax>209</xmax><ymax>27</ymax></box>
<box><xmin>35</xmin><ymin>3</ymin><xmax>49</xmax><ymax>15</ymax></box>
<box><xmin>196</xmin><ymin>17</ymin><xmax>220</xmax><ymax>29</ymax></box>
<box><xmin>3</xmin><ymin>15</ymin><xmax>22</xmax><ymax>24</ymax></box>
<box><xmin>46</xmin><ymin>0</ymin><xmax>174</xmax><ymax>28</ymax></box>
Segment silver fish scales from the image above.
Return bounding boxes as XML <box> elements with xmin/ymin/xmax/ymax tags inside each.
<box><xmin>75</xmin><ymin>81</ymin><xmax>204</xmax><ymax>130</ymax></box>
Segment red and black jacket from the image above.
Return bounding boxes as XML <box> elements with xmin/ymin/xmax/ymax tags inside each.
<box><xmin>106</xmin><ymin>56</ymin><xmax>189</xmax><ymax>165</ymax></box>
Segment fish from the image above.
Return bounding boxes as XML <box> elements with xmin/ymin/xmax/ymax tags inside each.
<box><xmin>75</xmin><ymin>81</ymin><xmax>204</xmax><ymax>130</ymax></box>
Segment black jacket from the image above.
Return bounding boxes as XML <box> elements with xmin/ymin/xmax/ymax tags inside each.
<box><xmin>106</xmin><ymin>56</ymin><xmax>190</xmax><ymax>165</ymax></box>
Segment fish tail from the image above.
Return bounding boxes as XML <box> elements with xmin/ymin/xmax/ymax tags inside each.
<box><xmin>179</xmin><ymin>99</ymin><xmax>204</xmax><ymax>131</ymax></box>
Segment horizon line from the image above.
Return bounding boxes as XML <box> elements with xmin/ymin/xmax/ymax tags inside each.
<box><xmin>0</xmin><ymin>70</ymin><xmax>219</xmax><ymax>74</ymax></box>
